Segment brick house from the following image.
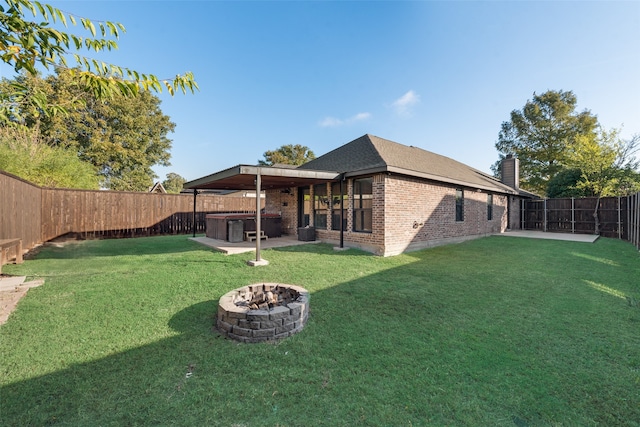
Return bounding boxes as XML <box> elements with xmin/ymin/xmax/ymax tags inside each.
<box><xmin>185</xmin><ymin>134</ymin><xmax>527</xmax><ymax>256</ymax></box>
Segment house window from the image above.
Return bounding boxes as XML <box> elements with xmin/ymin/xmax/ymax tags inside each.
<box><xmin>314</xmin><ymin>184</ymin><xmax>328</xmax><ymax>229</ymax></box>
<box><xmin>353</xmin><ymin>178</ymin><xmax>373</xmax><ymax>232</ymax></box>
<box><xmin>331</xmin><ymin>181</ymin><xmax>347</xmax><ymax>231</ymax></box>
<box><xmin>455</xmin><ymin>189</ymin><xmax>464</xmax><ymax>222</ymax></box>
<box><xmin>487</xmin><ymin>194</ymin><xmax>493</xmax><ymax>220</ymax></box>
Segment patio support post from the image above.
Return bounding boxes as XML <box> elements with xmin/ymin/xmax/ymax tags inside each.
<box><xmin>255</xmin><ymin>170</ymin><xmax>261</xmax><ymax>260</ymax></box>
<box><xmin>248</xmin><ymin>168</ymin><xmax>268</xmax><ymax>266</ymax></box>
<box><xmin>192</xmin><ymin>189</ymin><xmax>197</xmax><ymax>238</ymax></box>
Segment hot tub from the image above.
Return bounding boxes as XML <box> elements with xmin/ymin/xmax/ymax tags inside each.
<box><xmin>205</xmin><ymin>214</ymin><xmax>282</xmax><ymax>241</ymax></box>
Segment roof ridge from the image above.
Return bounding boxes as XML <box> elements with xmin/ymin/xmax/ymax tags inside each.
<box><xmin>298</xmin><ymin>133</ymin><xmax>515</xmax><ymax>194</ymax></box>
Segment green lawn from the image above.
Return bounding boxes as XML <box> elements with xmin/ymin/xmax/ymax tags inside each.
<box><xmin>1</xmin><ymin>235</ymin><xmax>639</xmax><ymax>426</ymax></box>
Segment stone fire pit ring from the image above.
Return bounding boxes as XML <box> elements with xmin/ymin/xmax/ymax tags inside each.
<box><xmin>216</xmin><ymin>283</ymin><xmax>310</xmax><ymax>343</ymax></box>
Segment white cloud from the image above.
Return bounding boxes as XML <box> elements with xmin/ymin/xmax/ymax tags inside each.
<box><xmin>318</xmin><ymin>112</ymin><xmax>371</xmax><ymax>128</ymax></box>
<box><xmin>351</xmin><ymin>112</ymin><xmax>371</xmax><ymax>122</ymax></box>
<box><xmin>319</xmin><ymin>117</ymin><xmax>344</xmax><ymax>127</ymax></box>
<box><xmin>391</xmin><ymin>90</ymin><xmax>420</xmax><ymax>116</ymax></box>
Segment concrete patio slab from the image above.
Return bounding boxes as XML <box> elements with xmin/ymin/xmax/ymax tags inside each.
<box><xmin>496</xmin><ymin>230</ymin><xmax>599</xmax><ymax>243</ymax></box>
<box><xmin>190</xmin><ymin>235</ymin><xmax>322</xmax><ymax>255</ymax></box>
<box><xmin>0</xmin><ymin>276</ymin><xmax>26</xmax><ymax>291</ymax></box>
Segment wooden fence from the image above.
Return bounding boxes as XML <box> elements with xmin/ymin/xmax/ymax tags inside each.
<box><xmin>0</xmin><ymin>172</ymin><xmax>42</xmax><ymax>252</ymax></box>
<box><xmin>1</xmin><ymin>171</ymin><xmax>261</xmax><ymax>256</ymax></box>
<box><xmin>521</xmin><ymin>193</ymin><xmax>640</xmax><ymax>249</ymax></box>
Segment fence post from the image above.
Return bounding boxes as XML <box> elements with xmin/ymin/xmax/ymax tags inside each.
<box><xmin>617</xmin><ymin>196</ymin><xmax>621</xmax><ymax>240</ymax></box>
<box><xmin>631</xmin><ymin>194</ymin><xmax>636</xmax><ymax>249</ymax></box>
<box><xmin>627</xmin><ymin>195</ymin><xmax>633</xmax><ymax>246</ymax></box>
<box><xmin>630</xmin><ymin>192</ymin><xmax>640</xmax><ymax>249</ymax></box>
<box><xmin>630</xmin><ymin>193</ymin><xmax>637</xmax><ymax>249</ymax></box>
<box><xmin>631</xmin><ymin>194</ymin><xmax>635</xmax><ymax>248</ymax></box>
<box><xmin>543</xmin><ymin>199</ymin><xmax>547</xmax><ymax>232</ymax></box>
<box><xmin>627</xmin><ymin>193</ymin><xmax>640</xmax><ymax>247</ymax></box>
<box><xmin>571</xmin><ymin>197</ymin><xmax>575</xmax><ymax>234</ymax></box>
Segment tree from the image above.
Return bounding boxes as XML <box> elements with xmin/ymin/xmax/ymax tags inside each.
<box><xmin>3</xmin><ymin>69</ymin><xmax>176</xmax><ymax>190</ymax></box>
<box><xmin>546</xmin><ymin>168</ymin><xmax>587</xmax><ymax>198</ymax></box>
<box><xmin>613</xmin><ymin>133</ymin><xmax>640</xmax><ymax>173</ymax></box>
<box><xmin>0</xmin><ymin>0</ymin><xmax>197</xmax><ymax>99</ymax></box>
<box><xmin>258</xmin><ymin>144</ymin><xmax>315</xmax><ymax>166</ymax></box>
<box><xmin>162</xmin><ymin>172</ymin><xmax>186</xmax><ymax>194</ymax></box>
<box><xmin>615</xmin><ymin>133</ymin><xmax>640</xmax><ymax>195</ymax></box>
<box><xmin>494</xmin><ymin>90</ymin><xmax>599</xmax><ymax>195</ymax></box>
<box><xmin>568</xmin><ymin>129</ymin><xmax>640</xmax><ymax>196</ymax></box>
<box><xmin>1</xmin><ymin>1</ymin><xmax>197</xmax><ymax>190</ymax></box>
<box><xmin>563</xmin><ymin>129</ymin><xmax>640</xmax><ymax>234</ymax></box>
<box><xmin>0</xmin><ymin>125</ymin><xmax>99</xmax><ymax>188</ymax></box>
<box><xmin>545</xmin><ymin>131</ymin><xmax>640</xmax><ymax>198</ymax></box>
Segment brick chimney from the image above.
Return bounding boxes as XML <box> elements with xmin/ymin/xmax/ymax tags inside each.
<box><xmin>501</xmin><ymin>154</ymin><xmax>519</xmax><ymax>190</ymax></box>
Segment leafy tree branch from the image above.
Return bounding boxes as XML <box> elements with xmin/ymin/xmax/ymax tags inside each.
<box><xmin>258</xmin><ymin>144</ymin><xmax>316</xmax><ymax>166</ymax></box>
<box><xmin>1</xmin><ymin>0</ymin><xmax>198</xmax><ymax>100</ymax></box>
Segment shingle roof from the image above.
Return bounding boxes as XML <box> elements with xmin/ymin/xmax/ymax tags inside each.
<box><xmin>299</xmin><ymin>134</ymin><xmax>516</xmax><ymax>194</ymax></box>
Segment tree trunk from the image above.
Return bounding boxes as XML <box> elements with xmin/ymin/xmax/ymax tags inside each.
<box><xmin>593</xmin><ymin>196</ymin><xmax>601</xmax><ymax>235</ymax></box>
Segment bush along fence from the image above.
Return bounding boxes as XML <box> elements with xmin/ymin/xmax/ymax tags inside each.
<box><xmin>521</xmin><ymin>193</ymin><xmax>640</xmax><ymax>250</ymax></box>
<box><xmin>0</xmin><ymin>171</ymin><xmax>262</xmax><ymax>256</ymax></box>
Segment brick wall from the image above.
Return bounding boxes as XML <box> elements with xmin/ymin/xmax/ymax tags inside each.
<box><xmin>266</xmin><ymin>173</ymin><xmax>513</xmax><ymax>256</ymax></box>
<box><xmin>382</xmin><ymin>174</ymin><xmax>508</xmax><ymax>256</ymax></box>
<box><xmin>265</xmin><ymin>189</ymin><xmax>298</xmax><ymax>235</ymax></box>
<box><xmin>507</xmin><ymin>195</ymin><xmax>521</xmax><ymax>230</ymax></box>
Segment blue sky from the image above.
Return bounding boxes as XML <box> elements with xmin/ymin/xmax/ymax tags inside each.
<box><xmin>4</xmin><ymin>1</ymin><xmax>639</xmax><ymax>182</ymax></box>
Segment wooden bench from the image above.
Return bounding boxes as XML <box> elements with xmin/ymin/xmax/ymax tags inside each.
<box><xmin>244</xmin><ymin>231</ymin><xmax>268</xmax><ymax>242</ymax></box>
<box><xmin>0</xmin><ymin>238</ymin><xmax>23</xmax><ymax>274</ymax></box>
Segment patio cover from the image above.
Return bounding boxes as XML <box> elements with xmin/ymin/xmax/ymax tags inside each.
<box><xmin>184</xmin><ymin>165</ymin><xmax>340</xmax><ymax>265</ymax></box>
<box><xmin>184</xmin><ymin>165</ymin><xmax>340</xmax><ymax>191</ymax></box>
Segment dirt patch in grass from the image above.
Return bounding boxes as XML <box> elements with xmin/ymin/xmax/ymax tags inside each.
<box><xmin>0</xmin><ymin>285</ymin><xmax>30</xmax><ymax>325</ymax></box>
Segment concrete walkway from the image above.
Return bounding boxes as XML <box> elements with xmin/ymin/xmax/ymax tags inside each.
<box><xmin>497</xmin><ymin>230</ymin><xmax>599</xmax><ymax>243</ymax></box>
<box><xmin>190</xmin><ymin>235</ymin><xmax>322</xmax><ymax>255</ymax></box>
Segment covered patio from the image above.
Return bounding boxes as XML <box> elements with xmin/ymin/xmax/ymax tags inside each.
<box><xmin>184</xmin><ymin>165</ymin><xmax>339</xmax><ymax>265</ymax></box>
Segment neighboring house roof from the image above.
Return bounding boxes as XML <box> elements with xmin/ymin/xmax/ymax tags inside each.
<box><xmin>299</xmin><ymin>134</ymin><xmax>518</xmax><ymax>195</ymax></box>
<box><xmin>149</xmin><ymin>182</ymin><xmax>167</xmax><ymax>193</ymax></box>
<box><xmin>517</xmin><ymin>188</ymin><xmax>540</xmax><ymax>199</ymax></box>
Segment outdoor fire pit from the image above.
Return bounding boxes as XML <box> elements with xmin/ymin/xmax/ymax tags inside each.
<box><xmin>216</xmin><ymin>283</ymin><xmax>309</xmax><ymax>343</ymax></box>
